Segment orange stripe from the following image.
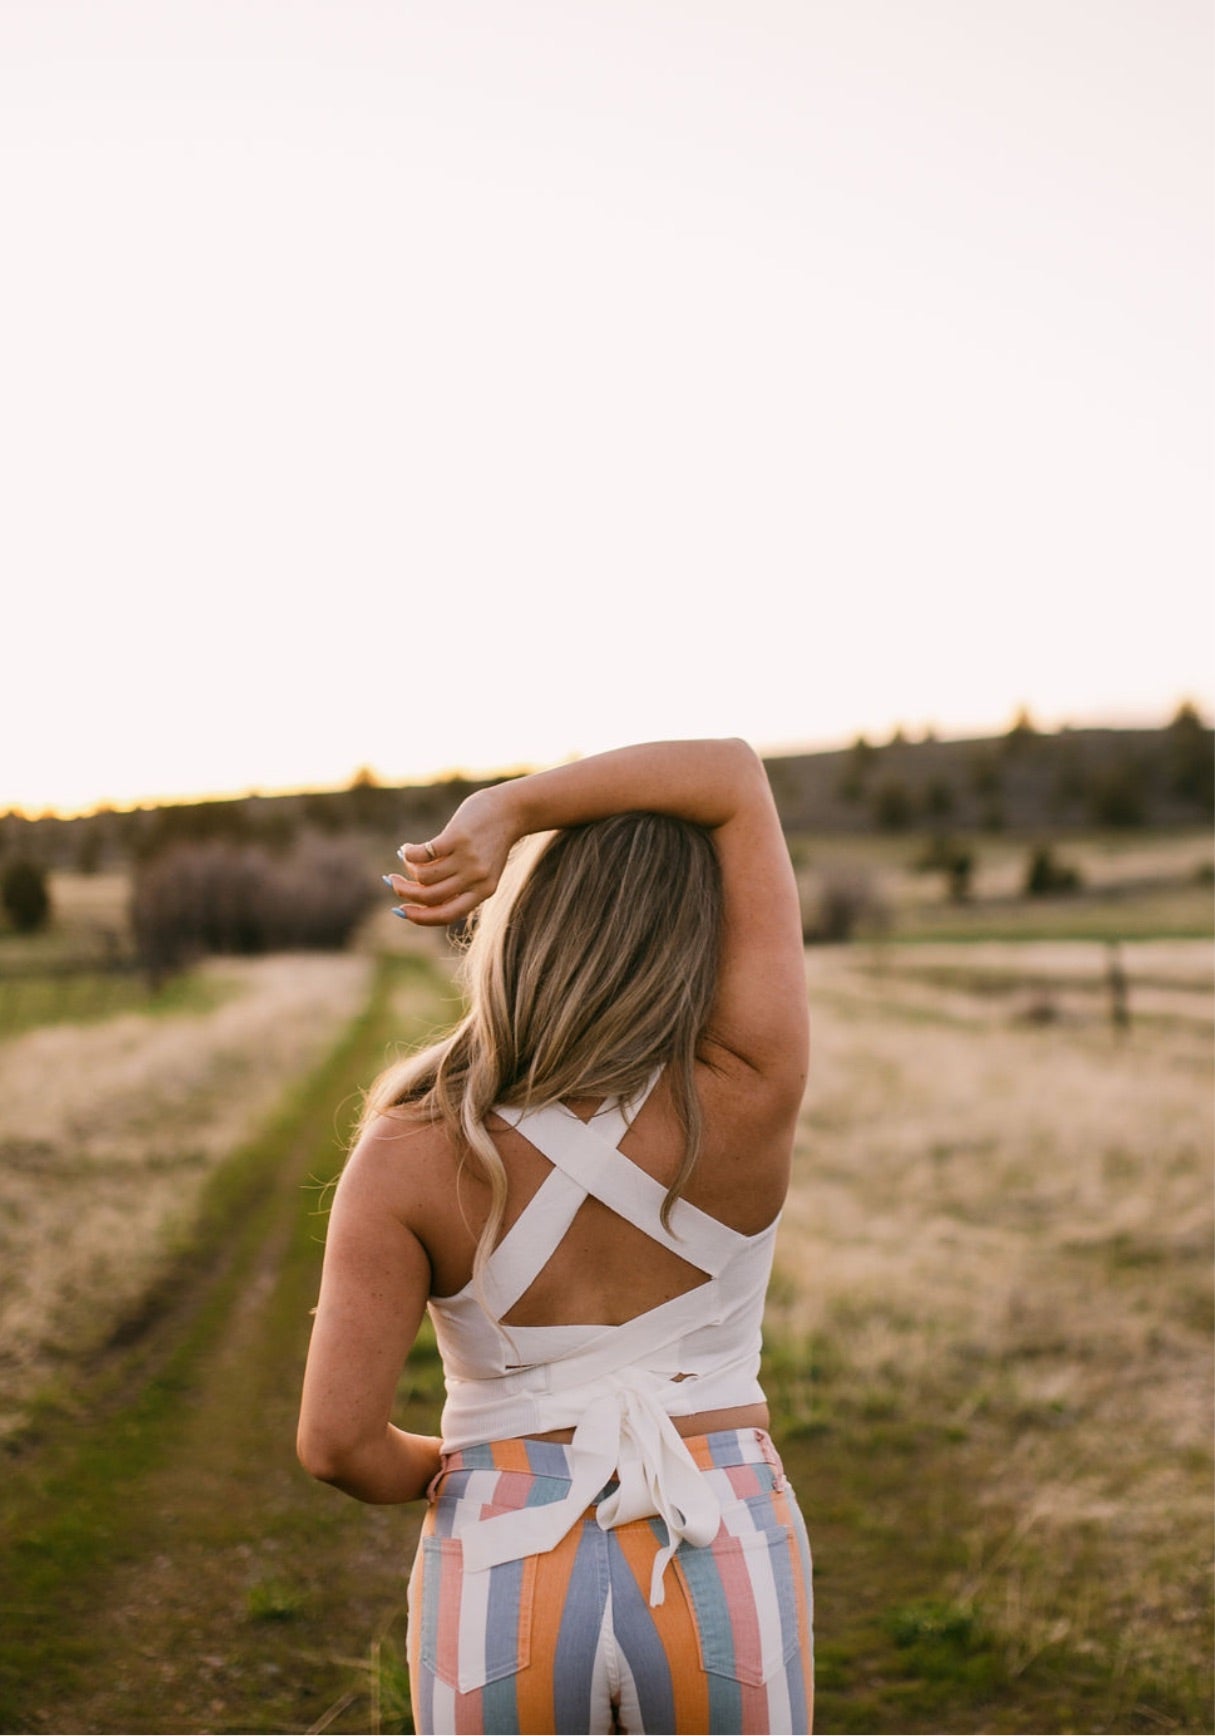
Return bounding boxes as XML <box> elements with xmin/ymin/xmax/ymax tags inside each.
<box><xmin>485</xmin><ymin>1437</ymin><xmax>536</xmax><ymax>1475</ymax></box>
<box><xmin>511</xmin><ymin>1515</ymin><xmax>585</xmax><ymax>1732</ymax></box>
<box><xmin>612</xmin><ymin>1521</ymin><xmax>711</xmax><ymax>1736</ymax></box>
<box><xmin>773</xmin><ymin>1487</ymin><xmax>815</xmax><ymax>1731</ymax></box>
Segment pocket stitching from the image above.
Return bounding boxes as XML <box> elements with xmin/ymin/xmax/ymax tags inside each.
<box><xmin>419</xmin><ymin>1535</ymin><xmax>536</xmax><ymax>1693</ymax></box>
<box><xmin>673</xmin><ymin>1524</ymin><xmax>800</xmax><ymax>1688</ymax></box>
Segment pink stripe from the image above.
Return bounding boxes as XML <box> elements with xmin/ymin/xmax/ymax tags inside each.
<box><xmin>454</xmin><ymin>1684</ymin><xmax>484</xmax><ymax>1733</ymax></box>
<box><xmin>713</xmin><ymin>1536</ymin><xmax>763</xmax><ymax>1680</ymax></box>
<box><xmin>725</xmin><ymin>1463</ymin><xmax>764</xmax><ymax>1500</ymax></box>
<box><xmin>434</xmin><ymin>1541</ymin><xmax>463</xmax><ymax>1688</ymax></box>
<box><xmin>739</xmin><ymin>1678</ymin><xmax>769</xmax><ymax>1733</ymax></box>
<box><xmin>487</xmin><ymin>1469</ymin><xmax>533</xmax><ymax>1511</ymax></box>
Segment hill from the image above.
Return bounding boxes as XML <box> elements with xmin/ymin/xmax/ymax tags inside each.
<box><xmin>1</xmin><ymin>712</ymin><xmax>1210</xmax><ymax>872</ymax></box>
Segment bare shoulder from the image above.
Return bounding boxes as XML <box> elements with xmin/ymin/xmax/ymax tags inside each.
<box><xmin>337</xmin><ymin>1108</ymin><xmax>455</xmax><ymax>1223</ymax></box>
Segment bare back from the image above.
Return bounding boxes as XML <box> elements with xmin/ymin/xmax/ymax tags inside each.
<box><xmin>396</xmin><ymin>1053</ymin><xmax>799</xmax><ymax>1437</ymax></box>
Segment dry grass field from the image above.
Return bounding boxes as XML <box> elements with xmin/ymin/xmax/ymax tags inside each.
<box><xmin>774</xmin><ymin>937</ymin><xmax>1213</xmax><ymax>1728</ymax></box>
<box><xmin>0</xmin><ymin>854</ymin><xmax>1210</xmax><ymax>1730</ymax></box>
<box><xmin>793</xmin><ymin>829</ymin><xmax>1213</xmax><ymax>944</ymax></box>
<box><xmin>0</xmin><ymin>950</ymin><xmax>371</xmax><ymax>1444</ymax></box>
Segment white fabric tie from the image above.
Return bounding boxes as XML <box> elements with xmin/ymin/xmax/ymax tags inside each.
<box><xmin>457</xmin><ymin>1371</ymin><xmax>722</xmax><ymax>1606</ymax></box>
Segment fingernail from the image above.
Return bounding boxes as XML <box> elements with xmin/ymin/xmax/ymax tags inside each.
<box><xmin>381</xmin><ymin>874</ymin><xmax>397</xmax><ymax>889</ymax></box>
<box><xmin>391</xmin><ymin>906</ymin><xmax>409</xmax><ymax>920</ymax></box>
<box><xmin>397</xmin><ymin>845</ymin><xmax>408</xmax><ymax>862</ymax></box>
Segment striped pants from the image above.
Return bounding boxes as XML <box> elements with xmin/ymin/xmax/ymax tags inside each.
<box><xmin>407</xmin><ymin>1428</ymin><xmax>814</xmax><ymax>1735</ymax></box>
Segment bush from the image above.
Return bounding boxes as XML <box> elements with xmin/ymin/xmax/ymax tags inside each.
<box><xmin>914</xmin><ymin>835</ymin><xmax>974</xmax><ymax>903</ymax></box>
<box><xmin>804</xmin><ymin>868</ymin><xmax>890</xmax><ymax>943</ymax></box>
<box><xmin>1024</xmin><ymin>843</ymin><xmax>1082</xmax><ymax>897</ymax></box>
<box><xmin>132</xmin><ymin>835</ymin><xmax>377</xmax><ymax>979</ymax></box>
<box><xmin>1</xmin><ymin>860</ymin><xmax>51</xmax><ymax>933</ymax></box>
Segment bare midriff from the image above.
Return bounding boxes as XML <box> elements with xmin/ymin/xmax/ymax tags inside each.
<box><xmin>525</xmin><ymin>1400</ymin><xmax>770</xmax><ymax>1445</ymax></box>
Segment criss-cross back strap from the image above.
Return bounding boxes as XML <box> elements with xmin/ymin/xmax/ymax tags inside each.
<box><xmin>484</xmin><ymin>1074</ymin><xmax>743</xmax><ymax>1319</ymax></box>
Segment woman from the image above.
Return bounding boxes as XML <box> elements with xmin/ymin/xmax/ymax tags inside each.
<box><xmin>298</xmin><ymin>738</ymin><xmax>813</xmax><ymax>1734</ymax></box>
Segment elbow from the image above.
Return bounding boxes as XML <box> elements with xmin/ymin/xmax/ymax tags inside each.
<box><xmin>296</xmin><ymin>1423</ymin><xmax>350</xmax><ymax>1486</ymax></box>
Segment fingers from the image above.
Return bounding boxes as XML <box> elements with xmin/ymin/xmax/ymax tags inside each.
<box><xmin>383</xmin><ymin>866</ymin><xmax>494</xmax><ymax>928</ymax></box>
<box><xmin>395</xmin><ymin>888</ymin><xmax>484</xmax><ymax>928</ymax></box>
<box><xmin>400</xmin><ymin>840</ymin><xmax>442</xmax><ymax>869</ymax></box>
<box><xmin>383</xmin><ymin>869</ymin><xmax>460</xmax><ymax>907</ymax></box>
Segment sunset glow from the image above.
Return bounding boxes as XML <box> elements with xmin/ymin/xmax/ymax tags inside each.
<box><xmin>3</xmin><ymin>1</ymin><xmax>1210</xmax><ymax>817</ymax></box>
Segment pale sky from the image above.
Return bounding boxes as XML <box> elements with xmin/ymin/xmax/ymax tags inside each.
<box><xmin>2</xmin><ymin>0</ymin><xmax>1211</xmax><ymax>815</ymax></box>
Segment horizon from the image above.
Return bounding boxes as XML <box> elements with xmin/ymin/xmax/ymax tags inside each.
<box><xmin>10</xmin><ymin>696</ymin><xmax>1207</xmax><ymax>823</ymax></box>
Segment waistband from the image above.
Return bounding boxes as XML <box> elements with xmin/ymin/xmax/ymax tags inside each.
<box><xmin>434</xmin><ymin>1425</ymin><xmax>784</xmax><ymax>1487</ymax></box>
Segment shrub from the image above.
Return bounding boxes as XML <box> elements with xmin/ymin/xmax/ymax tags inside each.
<box><xmin>914</xmin><ymin>835</ymin><xmax>973</xmax><ymax>903</ymax></box>
<box><xmin>131</xmin><ymin>835</ymin><xmax>377</xmax><ymax>979</ymax></box>
<box><xmin>804</xmin><ymin>868</ymin><xmax>890</xmax><ymax>943</ymax></box>
<box><xmin>1024</xmin><ymin>843</ymin><xmax>1082</xmax><ymax>897</ymax></box>
<box><xmin>1</xmin><ymin>860</ymin><xmax>51</xmax><ymax>933</ymax></box>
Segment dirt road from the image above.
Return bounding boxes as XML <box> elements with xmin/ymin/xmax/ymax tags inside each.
<box><xmin>0</xmin><ymin>955</ymin><xmax>443</xmax><ymax>1735</ymax></box>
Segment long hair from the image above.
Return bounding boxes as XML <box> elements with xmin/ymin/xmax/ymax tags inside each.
<box><xmin>361</xmin><ymin>812</ymin><xmax>723</xmax><ymax>1308</ymax></box>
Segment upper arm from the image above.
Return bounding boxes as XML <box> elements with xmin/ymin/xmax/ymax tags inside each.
<box><xmin>297</xmin><ymin>1117</ymin><xmax>432</xmax><ymax>1461</ymax></box>
<box><xmin>700</xmin><ymin>745</ymin><xmax>809</xmax><ymax>1096</ymax></box>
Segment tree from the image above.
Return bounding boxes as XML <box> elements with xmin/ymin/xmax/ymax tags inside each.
<box><xmin>873</xmin><ymin>779</ymin><xmax>912</xmax><ymax>831</ymax></box>
<box><xmin>1165</xmin><ymin>701</ymin><xmax>1214</xmax><ymax>815</ymax></box>
<box><xmin>1</xmin><ymin>860</ymin><xmax>50</xmax><ymax>932</ymax></box>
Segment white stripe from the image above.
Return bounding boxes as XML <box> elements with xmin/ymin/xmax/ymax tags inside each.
<box><xmin>430</xmin><ymin>1676</ymin><xmax>456</xmax><ymax>1733</ymax></box>
<box><xmin>455</xmin><ymin>1548</ymin><xmax>492</xmax><ymax>1695</ymax></box>
<box><xmin>589</xmin><ymin>1592</ymin><xmax>615</xmax><ymax>1733</ymax></box>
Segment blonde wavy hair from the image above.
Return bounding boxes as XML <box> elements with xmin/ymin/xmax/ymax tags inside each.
<box><xmin>361</xmin><ymin>812</ymin><xmax>723</xmax><ymax>1306</ymax></box>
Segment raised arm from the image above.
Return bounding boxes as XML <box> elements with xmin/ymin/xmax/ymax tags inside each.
<box><xmin>388</xmin><ymin>739</ymin><xmax>808</xmax><ymax>1092</ymax></box>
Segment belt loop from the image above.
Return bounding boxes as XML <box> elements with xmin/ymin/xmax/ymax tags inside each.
<box><xmin>756</xmin><ymin>1427</ymin><xmax>788</xmax><ymax>1487</ymax></box>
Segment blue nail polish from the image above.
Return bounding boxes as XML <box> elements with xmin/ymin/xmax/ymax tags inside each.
<box><xmin>381</xmin><ymin>874</ymin><xmax>396</xmax><ymax>889</ymax></box>
<box><xmin>391</xmin><ymin>906</ymin><xmax>408</xmax><ymax>919</ymax></box>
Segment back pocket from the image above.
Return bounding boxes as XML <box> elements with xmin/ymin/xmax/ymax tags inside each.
<box><xmin>673</xmin><ymin>1524</ymin><xmax>801</xmax><ymax>1686</ymax></box>
<box><xmin>415</xmin><ymin>1535</ymin><xmax>536</xmax><ymax>1696</ymax></box>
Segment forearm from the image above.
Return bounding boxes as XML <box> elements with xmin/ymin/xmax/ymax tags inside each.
<box><xmin>505</xmin><ymin>738</ymin><xmax>765</xmax><ymax>839</ymax></box>
<box><xmin>393</xmin><ymin>738</ymin><xmax>771</xmax><ymax>928</ymax></box>
<box><xmin>301</xmin><ymin>1424</ymin><xmax>442</xmax><ymax>1505</ymax></box>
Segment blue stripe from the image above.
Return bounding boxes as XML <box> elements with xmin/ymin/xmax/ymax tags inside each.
<box><xmin>670</xmin><ymin>1535</ymin><xmax>743</xmax><ymax>1734</ymax></box>
<box><xmin>480</xmin><ymin>1556</ymin><xmax>524</xmax><ymax>1733</ymax></box>
<box><xmin>459</xmin><ymin>1442</ymin><xmax>499</xmax><ymax>1471</ymax></box>
<box><xmin>413</xmin><ymin>1540</ymin><xmax>437</xmax><ymax>1733</ymax></box>
<box><xmin>523</xmin><ymin>1436</ymin><xmax>577</xmax><ymax>1480</ymax></box>
<box><xmin>524</xmin><ymin>1475</ymin><xmax>578</xmax><ymax>1510</ymax></box>
<box><xmin>608</xmin><ymin>1536</ymin><xmax>676</xmax><ymax>1734</ymax></box>
<box><xmin>552</xmin><ymin>1524</ymin><xmax>606</xmax><ymax>1733</ymax></box>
